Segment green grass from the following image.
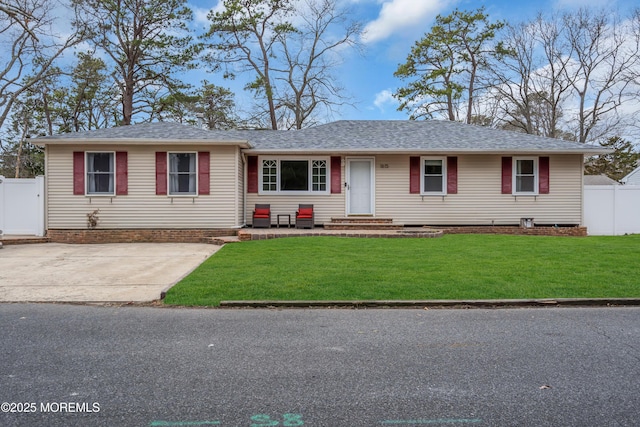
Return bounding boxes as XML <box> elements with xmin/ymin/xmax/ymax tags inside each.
<box><xmin>163</xmin><ymin>234</ymin><xmax>640</xmax><ymax>306</ymax></box>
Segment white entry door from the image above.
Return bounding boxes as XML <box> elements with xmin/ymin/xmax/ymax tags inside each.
<box><xmin>347</xmin><ymin>158</ymin><xmax>374</xmax><ymax>215</ymax></box>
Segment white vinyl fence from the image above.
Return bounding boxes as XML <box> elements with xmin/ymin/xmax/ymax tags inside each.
<box><xmin>0</xmin><ymin>176</ymin><xmax>45</xmax><ymax>236</ymax></box>
<box><xmin>584</xmin><ymin>185</ymin><xmax>640</xmax><ymax>235</ymax></box>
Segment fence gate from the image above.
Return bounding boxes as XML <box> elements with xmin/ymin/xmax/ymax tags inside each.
<box><xmin>0</xmin><ymin>176</ymin><xmax>45</xmax><ymax>236</ymax></box>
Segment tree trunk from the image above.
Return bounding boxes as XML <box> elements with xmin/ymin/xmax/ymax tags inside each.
<box><xmin>15</xmin><ymin>121</ymin><xmax>28</xmax><ymax>178</ymax></box>
<box><xmin>466</xmin><ymin>64</ymin><xmax>476</xmax><ymax>124</ymax></box>
<box><xmin>42</xmin><ymin>90</ymin><xmax>54</xmax><ymax>135</ymax></box>
<box><xmin>265</xmin><ymin>80</ymin><xmax>278</xmax><ymax>130</ymax></box>
<box><xmin>15</xmin><ymin>139</ymin><xmax>22</xmax><ymax>178</ymax></box>
<box><xmin>122</xmin><ymin>78</ymin><xmax>134</xmax><ymax>125</ymax></box>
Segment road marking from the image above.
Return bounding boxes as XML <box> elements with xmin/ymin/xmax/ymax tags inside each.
<box><xmin>380</xmin><ymin>419</ymin><xmax>482</xmax><ymax>425</ymax></box>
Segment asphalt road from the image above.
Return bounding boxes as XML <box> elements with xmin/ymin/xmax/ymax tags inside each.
<box><xmin>1</xmin><ymin>304</ymin><xmax>639</xmax><ymax>427</ymax></box>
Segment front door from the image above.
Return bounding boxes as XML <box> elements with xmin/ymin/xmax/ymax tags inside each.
<box><xmin>347</xmin><ymin>158</ymin><xmax>374</xmax><ymax>215</ymax></box>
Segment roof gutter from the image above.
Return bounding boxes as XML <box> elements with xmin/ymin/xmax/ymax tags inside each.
<box><xmin>32</xmin><ymin>138</ymin><xmax>253</xmax><ymax>148</ymax></box>
<box><xmin>242</xmin><ymin>148</ymin><xmax>613</xmax><ymax>155</ymax></box>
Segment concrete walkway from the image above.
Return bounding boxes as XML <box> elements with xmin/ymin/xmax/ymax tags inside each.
<box><xmin>0</xmin><ymin>243</ymin><xmax>220</xmax><ymax>303</ymax></box>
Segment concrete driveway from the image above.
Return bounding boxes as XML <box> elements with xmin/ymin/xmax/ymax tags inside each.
<box><xmin>0</xmin><ymin>243</ymin><xmax>221</xmax><ymax>303</ymax></box>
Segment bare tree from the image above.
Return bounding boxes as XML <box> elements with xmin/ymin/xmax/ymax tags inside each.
<box><xmin>490</xmin><ymin>9</ymin><xmax>640</xmax><ymax>143</ymax></box>
<box><xmin>204</xmin><ymin>0</ymin><xmax>360</xmax><ymax>130</ymax></box>
<box><xmin>490</xmin><ymin>16</ymin><xmax>574</xmax><ymax>138</ymax></box>
<box><xmin>272</xmin><ymin>0</ymin><xmax>362</xmax><ymax>129</ymax></box>
<box><xmin>0</xmin><ymin>0</ymin><xmax>86</xmax><ymax>130</ymax></box>
<box><xmin>0</xmin><ymin>0</ymin><xmax>37</xmax><ymax>39</ymax></box>
<box><xmin>204</xmin><ymin>0</ymin><xmax>296</xmax><ymax>130</ymax></box>
<box><xmin>562</xmin><ymin>8</ymin><xmax>640</xmax><ymax>143</ymax></box>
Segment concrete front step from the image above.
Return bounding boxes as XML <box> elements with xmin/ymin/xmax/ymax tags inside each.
<box><xmin>323</xmin><ymin>222</ymin><xmax>404</xmax><ymax>230</ymax></box>
<box><xmin>209</xmin><ymin>236</ymin><xmax>241</xmax><ymax>245</ymax></box>
<box><xmin>330</xmin><ymin>217</ymin><xmax>394</xmax><ymax>224</ymax></box>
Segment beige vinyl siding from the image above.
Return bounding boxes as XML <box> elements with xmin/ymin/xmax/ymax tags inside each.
<box><xmin>47</xmin><ymin>144</ymin><xmax>242</xmax><ymax>229</ymax></box>
<box><xmin>375</xmin><ymin>154</ymin><xmax>583</xmax><ymax>225</ymax></box>
<box><xmin>246</xmin><ymin>154</ymin><xmax>583</xmax><ymax>226</ymax></box>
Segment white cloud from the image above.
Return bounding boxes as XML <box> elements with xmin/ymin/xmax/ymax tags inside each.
<box><xmin>373</xmin><ymin>89</ymin><xmax>399</xmax><ymax>112</ymax></box>
<box><xmin>190</xmin><ymin>1</ymin><xmax>226</xmax><ymax>28</ymax></box>
<box><xmin>361</xmin><ymin>0</ymin><xmax>451</xmax><ymax>44</ymax></box>
<box><xmin>192</xmin><ymin>7</ymin><xmax>211</xmax><ymax>27</ymax></box>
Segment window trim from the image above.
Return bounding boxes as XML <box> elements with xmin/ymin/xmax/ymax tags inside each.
<box><xmin>513</xmin><ymin>157</ymin><xmax>539</xmax><ymax>195</ymax></box>
<box><xmin>420</xmin><ymin>156</ymin><xmax>447</xmax><ymax>195</ymax></box>
<box><xmin>168</xmin><ymin>151</ymin><xmax>199</xmax><ymax>196</ymax></box>
<box><xmin>85</xmin><ymin>151</ymin><xmax>115</xmax><ymax>196</ymax></box>
<box><xmin>258</xmin><ymin>156</ymin><xmax>331</xmax><ymax>195</ymax></box>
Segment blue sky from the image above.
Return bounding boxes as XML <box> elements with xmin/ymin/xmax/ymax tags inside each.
<box><xmin>187</xmin><ymin>0</ymin><xmax>637</xmax><ymax>122</ymax></box>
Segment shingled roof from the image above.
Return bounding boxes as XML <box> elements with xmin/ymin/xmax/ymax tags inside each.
<box><xmin>34</xmin><ymin>122</ymin><xmax>250</xmax><ymax>146</ymax></box>
<box><xmin>237</xmin><ymin>120</ymin><xmax>609</xmax><ymax>154</ymax></box>
<box><xmin>35</xmin><ymin>120</ymin><xmax>609</xmax><ymax>154</ymax></box>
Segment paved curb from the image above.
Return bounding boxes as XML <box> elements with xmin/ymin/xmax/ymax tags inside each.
<box><xmin>219</xmin><ymin>298</ymin><xmax>640</xmax><ymax>308</ymax></box>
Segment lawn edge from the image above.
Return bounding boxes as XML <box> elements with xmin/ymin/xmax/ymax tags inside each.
<box><xmin>216</xmin><ymin>298</ymin><xmax>640</xmax><ymax>308</ymax></box>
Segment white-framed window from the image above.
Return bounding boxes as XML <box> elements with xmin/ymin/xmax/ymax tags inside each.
<box><xmin>514</xmin><ymin>157</ymin><xmax>538</xmax><ymax>194</ymax></box>
<box><xmin>312</xmin><ymin>160</ymin><xmax>327</xmax><ymax>191</ymax></box>
<box><xmin>86</xmin><ymin>152</ymin><xmax>114</xmax><ymax>195</ymax></box>
<box><xmin>169</xmin><ymin>152</ymin><xmax>197</xmax><ymax>195</ymax></box>
<box><xmin>259</xmin><ymin>157</ymin><xmax>330</xmax><ymax>195</ymax></box>
<box><xmin>262</xmin><ymin>159</ymin><xmax>277</xmax><ymax>192</ymax></box>
<box><xmin>421</xmin><ymin>156</ymin><xmax>446</xmax><ymax>195</ymax></box>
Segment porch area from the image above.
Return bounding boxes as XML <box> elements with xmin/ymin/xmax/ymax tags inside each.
<box><xmin>225</xmin><ymin>215</ymin><xmax>443</xmax><ymax>243</ymax></box>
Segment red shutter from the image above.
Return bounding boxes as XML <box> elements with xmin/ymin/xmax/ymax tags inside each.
<box><xmin>247</xmin><ymin>156</ymin><xmax>258</xmax><ymax>193</ymax></box>
<box><xmin>155</xmin><ymin>152</ymin><xmax>167</xmax><ymax>195</ymax></box>
<box><xmin>198</xmin><ymin>151</ymin><xmax>210</xmax><ymax>195</ymax></box>
<box><xmin>73</xmin><ymin>152</ymin><xmax>85</xmax><ymax>195</ymax></box>
<box><xmin>410</xmin><ymin>156</ymin><xmax>420</xmax><ymax>194</ymax></box>
<box><xmin>331</xmin><ymin>156</ymin><xmax>341</xmax><ymax>194</ymax></box>
<box><xmin>115</xmin><ymin>151</ymin><xmax>128</xmax><ymax>195</ymax></box>
<box><xmin>501</xmin><ymin>157</ymin><xmax>512</xmax><ymax>194</ymax></box>
<box><xmin>447</xmin><ymin>156</ymin><xmax>458</xmax><ymax>194</ymax></box>
<box><xmin>539</xmin><ymin>156</ymin><xmax>550</xmax><ymax>194</ymax></box>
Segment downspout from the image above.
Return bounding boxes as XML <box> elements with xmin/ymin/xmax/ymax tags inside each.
<box><xmin>580</xmin><ymin>155</ymin><xmax>585</xmax><ymax>230</ymax></box>
<box><xmin>239</xmin><ymin>150</ymin><xmax>247</xmax><ymax>228</ymax></box>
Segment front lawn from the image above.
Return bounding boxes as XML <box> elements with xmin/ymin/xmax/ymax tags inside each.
<box><xmin>163</xmin><ymin>234</ymin><xmax>640</xmax><ymax>306</ymax></box>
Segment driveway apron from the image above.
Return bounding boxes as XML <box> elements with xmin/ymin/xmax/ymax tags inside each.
<box><xmin>0</xmin><ymin>243</ymin><xmax>220</xmax><ymax>303</ymax></box>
